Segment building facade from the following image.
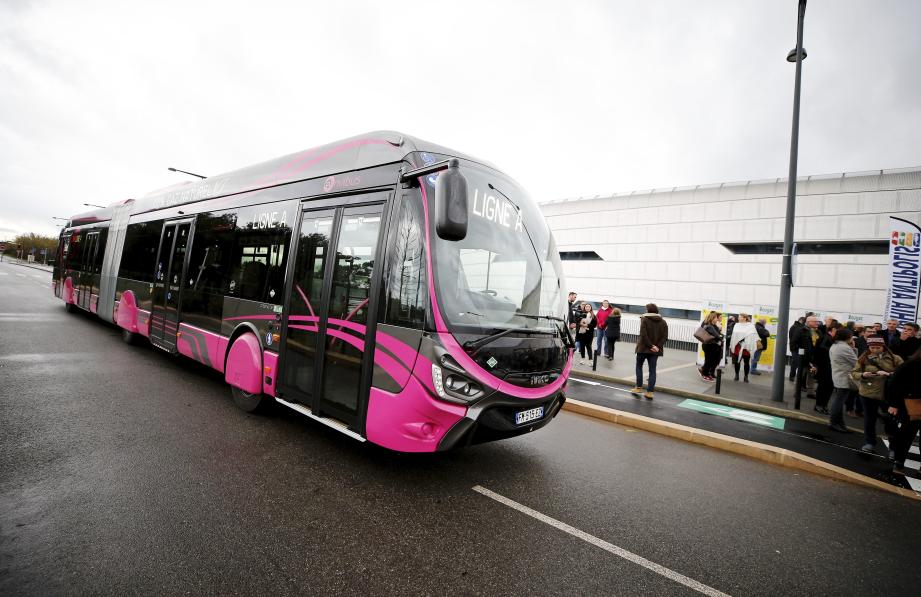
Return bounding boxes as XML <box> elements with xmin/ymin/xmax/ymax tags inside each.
<box><xmin>541</xmin><ymin>167</ymin><xmax>921</xmax><ymax>325</ymax></box>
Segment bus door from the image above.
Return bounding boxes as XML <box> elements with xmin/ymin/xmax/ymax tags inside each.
<box><xmin>278</xmin><ymin>195</ymin><xmax>388</xmax><ymax>429</ymax></box>
<box><xmin>77</xmin><ymin>231</ymin><xmax>99</xmax><ymax>310</ymax></box>
<box><xmin>149</xmin><ymin>220</ymin><xmax>193</xmax><ymax>352</ymax></box>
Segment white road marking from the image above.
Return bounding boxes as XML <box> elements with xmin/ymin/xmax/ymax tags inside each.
<box><xmin>0</xmin><ymin>272</ymin><xmax>8</xmax><ymax>275</ymax></box>
<box><xmin>905</xmin><ymin>477</ymin><xmax>921</xmax><ymax>493</ymax></box>
<box><xmin>472</xmin><ymin>485</ymin><xmax>731</xmax><ymax>597</ymax></box>
<box><xmin>570</xmin><ymin>377</ymin><xmax>601</xmax><ymax>386</ymax></box>
<box><xmin>16</xmin><ymin>273</ymin><xmax>26</xmax><ymax>277</ymax></box>
<box><xmin>570</xmin><ymin>376</ymin><xmax>634</xmax><ymax>394</ymax></box>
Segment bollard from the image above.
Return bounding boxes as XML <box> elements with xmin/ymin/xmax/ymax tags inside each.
<box><xmin>794</xmin><ymin>350</ymin><xmax>806</xmax><ymax>410</ymax></box>
<box><xmin>592</xmin><ymin>352</ymin><xmax>598</xmax><ymax>371</ymax></box>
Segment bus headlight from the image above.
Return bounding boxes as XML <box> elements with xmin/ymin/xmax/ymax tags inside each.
<box><xmin>431</xmin><ymin>364</ymin><xmax>483</xmax><ymax>404</ymax></box>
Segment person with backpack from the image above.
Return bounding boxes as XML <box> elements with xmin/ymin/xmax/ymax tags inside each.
<box><xmin>729</xmin><ymin>314</ymin><xmax>759</xmax><ymax>383</ymax></box>
<box><xmin>603</xmin><ymin>306</ymin><xmax>622</xmax><ymax>360</ymax></box>
<box><xmin>750</xmin><ymin>318</ymin><xmax>771</xmax><ymax>375</ymax></box>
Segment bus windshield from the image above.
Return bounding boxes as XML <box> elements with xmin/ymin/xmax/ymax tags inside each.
<box><xmin>426</xmin><ymin>161</ymin><xmax>567</xmax><ymax>335</ymax></box>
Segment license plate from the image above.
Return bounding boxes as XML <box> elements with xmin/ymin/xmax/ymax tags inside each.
<box><xmin>515</xmin><ymin>406</ymin><xmax>544</xmax><ymax>425</ymax></box>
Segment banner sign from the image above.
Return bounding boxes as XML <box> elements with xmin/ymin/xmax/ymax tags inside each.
<box><xmin>885</xmin><ymin>217</ymin><xmax>921</xmax><ymax>325</ymax></box>
<box><xmin>752</xmin><ymin>305</ymin><xmax>779</xmax><ymax>372</ymax></box>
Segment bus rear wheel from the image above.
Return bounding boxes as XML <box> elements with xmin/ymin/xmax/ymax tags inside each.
<box><xmin>231</xmin><ymin>384</ymin><xmax>271</xmax><ymax>413</ymax></box>
<box><xmin>64</xmin><ymin>302</ymin><xmax>76</xmax><ymax>313</ymax></box>
<box><xmin>121</xmin><ymin>328</ymin><xmax>138</xmax><ymax>345</ymax></box>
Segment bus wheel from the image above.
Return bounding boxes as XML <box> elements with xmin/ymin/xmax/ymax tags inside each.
<box><xmin>64</xmin><ymin>302</ymin><xmax>76</xmax><ymax>313</ymax></box>
<box><xmin>231</xmin><ymin>385</ymin><xmax>270</xmax><ymax>413</ymax></box>
<box><xmin>121</xmin><ymin>329</ymin><xmax>138</xmax><ymax>345</ymax></box>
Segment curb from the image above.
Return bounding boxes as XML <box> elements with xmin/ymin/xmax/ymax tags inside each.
<box><xmin>563</xmin><ymin>398</ymin><xmax>921</xmax><ymax>502</ymax></box>
<box><xmin>572</xmin><ymin>368</ymin><xmax>863</xmax><ymax>433</ymax></box>
<box><xmin>2</xmin><ymin>259</ymin><xmax>53</xmax><ymax>274</ymax></box>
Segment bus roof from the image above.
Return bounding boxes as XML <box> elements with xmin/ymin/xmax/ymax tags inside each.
<box><xmin>67</xmin><ymin>131</ymin><xmax>490</xmax><ymax>224</ymax></box>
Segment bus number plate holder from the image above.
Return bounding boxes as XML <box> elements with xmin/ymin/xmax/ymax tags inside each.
<box><xmin>515</xmin><ymin>406</ymin><xmax>544</xmax><ymax>426</ymax></box>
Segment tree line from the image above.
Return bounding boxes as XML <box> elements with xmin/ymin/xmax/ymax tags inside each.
<box><xmin>1</xmin><ymin>232</ymin><xmax>59</xmax><ymax>261</ymax></box>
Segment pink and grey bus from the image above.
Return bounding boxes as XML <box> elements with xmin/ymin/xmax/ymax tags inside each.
<box><xmin>53</xmin><ymin>132</ymin><xmax>572</xmax><ymax>452</ymax></box>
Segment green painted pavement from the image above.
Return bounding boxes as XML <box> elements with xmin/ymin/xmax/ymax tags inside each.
<box><xmin>677</xmin><ymin>398</ymin><xmax>786</xmax><ymax>430</ymax></box>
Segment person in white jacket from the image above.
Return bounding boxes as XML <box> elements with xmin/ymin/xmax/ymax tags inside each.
<box><xmin>729</xmin><ymin>314</ymin><xmax>760</xmax><ymax>383</ymax></box>
<box><xmin>828</xmin><ymin>328</ymin><xmax>857</xmax><ymax>433</ymax></box>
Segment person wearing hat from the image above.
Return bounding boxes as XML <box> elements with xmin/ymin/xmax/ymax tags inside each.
<box><xmin>850</xmin><ymin>336</ymin><xmax>904</xmax><ymax>452</ymax></box>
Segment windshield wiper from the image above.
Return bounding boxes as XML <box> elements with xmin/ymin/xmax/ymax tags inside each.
<box><xmin>463</xmin><ymin>327</ymin><xmax>555</xmax><ymax>354</ymax></box>
<box><xmin>514</xmin><ymin>312</ymin><xmax>574</xmax><ymax>347</ymax></box>
<box><xmin>515</xmin><ymin>312</ymin><xmax>565</xmax><ymax>322</ymax></box>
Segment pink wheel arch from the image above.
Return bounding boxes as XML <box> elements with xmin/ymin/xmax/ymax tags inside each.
<box><xmin>62</xmin><ymin>277</ymin><xmax>75</xmax><ymax>305</ymax></box>
<box><xmin>115</xmin><ymin>290</ymin><xmax>139</xmax><ymax>333</ymax></box>
<box><xmin>225</xmin><ymin>333</ymin><xmax>263</xmax><ymax>394</ymax></box>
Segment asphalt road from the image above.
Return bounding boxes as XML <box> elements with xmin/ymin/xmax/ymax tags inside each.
<box><xmin>2</xmin><ymin>260</ymin><xmax>921</xmax><ymax>596</ymax></box>
<box><xmin>565</xmin><ymin>376</ymin><xmax>921</xmax><ymax>492</ymax></box>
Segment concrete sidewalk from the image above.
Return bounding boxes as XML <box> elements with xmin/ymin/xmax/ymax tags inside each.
<box><xmin>0</xmin><ymin>257</ymin><xmax>54</xmax><ymax>273</ymax></box>
<box><xmin>572</xmin><ymin>343</ymin><xmax>838</xmax><ymax>426</ymax></box>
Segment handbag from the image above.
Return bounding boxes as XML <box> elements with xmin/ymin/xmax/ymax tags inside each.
<box><xmin>694</xmin><ymin>325</ymin><xmax>715</xmax><ymax>344</ymax></box>
<box><xmin>905</xmin><ymin>396</ymin><xmax>921</xmax><ymax>421</ymax></box>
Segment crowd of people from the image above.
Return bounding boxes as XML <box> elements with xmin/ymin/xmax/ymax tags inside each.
<box><xmin>566</xmin><ymin>292</ymin><xmax>921</xmax><ymax>475</ymax></box>
<box><xmin>786</xmin><ymin>314</ymin><xmax>921</xmax><ymax>470</ymax></box>
<box><xmin>567</xmin><ymin>292</ymin><xmax>667</xmax><ymax>400</ymax></box>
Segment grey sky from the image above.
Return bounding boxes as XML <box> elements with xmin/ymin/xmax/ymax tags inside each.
<box><xmin>1</xmin><ymin>0</ymin><xmax>919</xmax><ymax>239</ymax></box>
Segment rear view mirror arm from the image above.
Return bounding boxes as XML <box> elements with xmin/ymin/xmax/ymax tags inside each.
<box><xmin>399</xmin><ymin>160</ymin><xmax>453</xmax><ymax>187</ymax></box>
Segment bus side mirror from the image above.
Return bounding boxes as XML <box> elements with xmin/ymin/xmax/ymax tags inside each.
<box><xmin>435</xmin><ymin>159</ymin><xmax>468</xmax><ymax>241</ymax></box>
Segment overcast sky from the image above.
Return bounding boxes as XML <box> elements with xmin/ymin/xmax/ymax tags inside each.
<box><xmin>1</xmin><ymin>0</ymin><xmax>919</xmax><ymax>239</ymax></box>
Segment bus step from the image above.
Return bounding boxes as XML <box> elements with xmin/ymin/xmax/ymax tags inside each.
<box><xmin>275</xmin><ymin>397</ymin><xmax>365</xmax><ymax>442</ymax></box>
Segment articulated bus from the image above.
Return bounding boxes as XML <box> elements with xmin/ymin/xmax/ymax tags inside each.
<box><xmin>53</xmin><ymin>132</ymin><xmax>572</xmax><ymax>452</ymax></box>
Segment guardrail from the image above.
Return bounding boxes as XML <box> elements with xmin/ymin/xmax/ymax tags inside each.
<box><xmin>616</xmin><ymin>316</ymin><xmax>699</xmax><ymax>352</ymax></box>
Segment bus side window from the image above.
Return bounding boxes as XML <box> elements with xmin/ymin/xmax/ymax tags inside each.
<box><xmin>119</xmin><ymin>221</ymin><xmax>163</xmax><ymax>283</ymax></box>
<box><xmin>384</xmin><ymin>194</ymin><xmax>427</xmax><ymax>329</ymax></box>
<box><xmin>182</xmin><ymin>212</ymin><xmax>235</xmax><ymax>332</ymax></box>
<box><xmin>229</xmin><ymin>215</ymin><xmax>290</xmax><ymax>304</ymax></box>
<box><xmin>94</xmin><ymin>228</ymin><xmax>108</xmax><ymax>275</ymax></box>
<box><xmin>68</xmin><ymin>231</ymin><xmax>83</xmax><ymax>273</ymax></box>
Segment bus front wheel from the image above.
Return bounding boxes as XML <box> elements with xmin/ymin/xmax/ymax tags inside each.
<box><xmin>231</xmin><ymin>384</ymin><xmax>271</xmax><ymax>413</ymax></box>
<box><xmin>121</xmin><ymin>328</ymin><xmax>138</xmax><ymax>345</ymax></box>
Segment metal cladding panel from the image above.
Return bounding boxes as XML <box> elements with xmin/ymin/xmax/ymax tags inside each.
<box><xmin>98</xmin><ymin>200</ymin><xmax>136</xmax><ymax>322</ymax></box>
<box><xmin>120</xmin><ymin>131</ymin><xmax>491</xmax><ymax>220</ymax></box>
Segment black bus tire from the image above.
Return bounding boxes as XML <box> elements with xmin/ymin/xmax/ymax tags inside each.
<box><xmin>231</xmin><ymin>384</ymin><xmax>271</xmax><ymax>414</ymax></box>
<box><xmin>121</xmin><ymin>329</ymin><xmax>138</xmax><ymax>345</ymax></box>
<box><xmin>64</xmin><ymin>302</ymin><xmax>76</xmax><ymax>313</ymax></box>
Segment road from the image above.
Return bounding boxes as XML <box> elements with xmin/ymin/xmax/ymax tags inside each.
<box><xmin>2</xmin><ymin>259</ymin><xmax>920</xmax><ymax>596</ymax></box>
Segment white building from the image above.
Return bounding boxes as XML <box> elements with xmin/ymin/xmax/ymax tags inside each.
<box><xmin>541</xmin><ymin>167</ymin><xmax>921</xmax><ymax>327</ymax></box>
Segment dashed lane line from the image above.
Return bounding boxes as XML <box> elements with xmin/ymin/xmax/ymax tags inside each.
<box><xmin>472</xmin><ymin>485</ymin><xmax>731</xmax><ymax>597</ymax></box>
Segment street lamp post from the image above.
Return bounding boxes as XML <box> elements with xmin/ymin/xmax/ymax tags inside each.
<box><xmin>771</xmin><ymin>0</ymin><xmax>808</xmax><ymax>404</ymax></box>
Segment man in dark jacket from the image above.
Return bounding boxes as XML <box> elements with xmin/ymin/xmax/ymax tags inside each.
<box><xmin>631</xmin><ymin>303</ymin><xmax>668</xmax><ymax>400</ymax></box>
<box><xmin>750</xmin><ymin>318</ymin><xmax>772</xmax><ymax>375</ymax></box>
<box><xmin>796</xmin><ymin>316</ymin><xmax>822</xmax><ymax>398</ymax></box>
<box><xmin>788</xmin><ymin>317</ymin><xmax>806</xmax><ymax>381</ymax></box>
<box><xmin>895</xmin><ymin>323</ymin><xmax>920</xmax><ymax>360</ymax></box>
<box><xmin>880</xmin><ymin>319</ymin><xmax>901</xmax><ymax>351</ymax></box>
